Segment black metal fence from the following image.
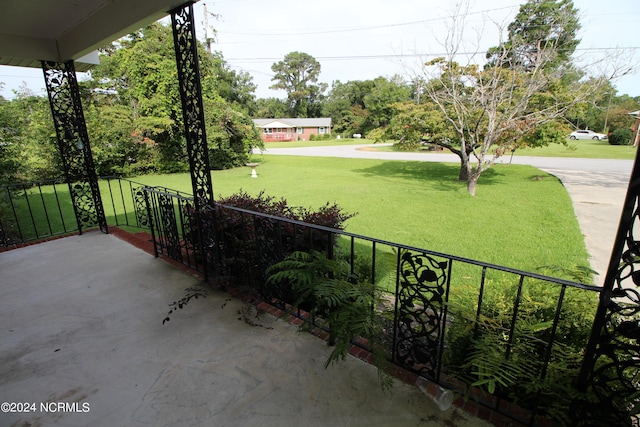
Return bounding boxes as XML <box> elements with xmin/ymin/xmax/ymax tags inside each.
<box><xmin>0</xmin><ymin>177</ymin><xmax>151</xmax><ymax>246</ymax></box>
<box><xmin>3</xmin><ymin>178</ymin><xmax>635</xmax><ymax>426</ymax></box>
<box><xmin>1</xmin><ymin>178</ymin><xmax>74</xmax><ymax>245</ymax></box>
<box><xmin>142</xmin><ymin>185</ymin><xmax>607</xmax><ymax>426</ymax></box>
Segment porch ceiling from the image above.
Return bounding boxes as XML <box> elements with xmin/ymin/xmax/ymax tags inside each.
<box><xmin>0</xmin><ymin>0</ymin><xmax>194</xmax><ymax>72</ymax></box>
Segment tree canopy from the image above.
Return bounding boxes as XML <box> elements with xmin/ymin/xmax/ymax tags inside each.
<box><xmin>412</xmin><ymin>0</ymin><xmax>603</xmax><ymax>195</ymax></box>
<box><xmin>486</xmin><ymin>0</ymin><xmax>581</xmax><ymax>71</ymax></box>
<box><xmin>87</xmin><ymin>22</ymin><xmax>261</xmax><ymax>175</ymax></box>
<box><xmin>270</xmin><ymin>51</ymin><xmax>327</xmax><ymax>118</ymax></box>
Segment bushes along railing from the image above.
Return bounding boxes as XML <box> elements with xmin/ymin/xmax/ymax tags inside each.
<box><xmin>142</xmin><ymin>185</ymin><xmax>605</xmax><ymax>426</ymax></box>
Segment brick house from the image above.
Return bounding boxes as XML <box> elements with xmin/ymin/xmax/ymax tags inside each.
<box><xmin>253</xmin><ymin>118</ymin><xmax>332</xmax><ymax>142</ymax></box>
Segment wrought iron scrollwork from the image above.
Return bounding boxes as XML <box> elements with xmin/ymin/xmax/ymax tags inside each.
<box><xmin>394</xmin><ymin>251</ymin><xmax>449</xmax><ymax>379</ymax></box>
<box><xmin>197</xmin><ymin>204</ymin><xmax>219</xmax><ymax>275</ymax></box>
<box><xmin>170</xmin><ymin>3</ymin><xmax>213</xmax><ymax>280</ymax></box>
<box><xmin>171</xmin><ymin>4</ymin><xmax>213</xmax><ymax>210</ymax></box>
<box><xmin>158</xmin><ymin>194</ymin><xmax>182</xmax><ymax>262</ymax></box>
<box><xmin>575</xmin><ymin>157</ymin><xmax>640</xmax><ymax>426</ymax></box>
<box><xmin>42</xmin><ymin>60</ymin><xmax>107</xmax><ymax>234</ymax></box>
<box><xmin>576</xmin><ymin>193</ymin><xmax>640</xmax><ymax>426</ymax></box>
<box><xmin>134</xmin><ymin>186</ymin><xmax>150</xmax><ymax>227</ymax></box>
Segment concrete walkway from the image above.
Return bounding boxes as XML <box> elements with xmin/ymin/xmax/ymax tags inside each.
<box><xmin>0</xmin><ymin>232</ymin><xmax>491</xmax><ymax>427</ymax></box>
<box><xmin>255</xmin><ymin>144</ymin><xmax>635</xmax><ymax>284</ymax></box>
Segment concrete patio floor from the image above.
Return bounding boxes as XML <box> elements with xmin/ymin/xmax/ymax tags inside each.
<box><xmin>0</xmin><ymin>232</ymin><xmax>492</xmax><ymax>427</ymax></box>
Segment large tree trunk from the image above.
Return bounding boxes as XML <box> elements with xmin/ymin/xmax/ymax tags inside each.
<box><xmin>467</xmin><ymin>176</ymin><xmax>478</xmax><ymax>196</ymax></box>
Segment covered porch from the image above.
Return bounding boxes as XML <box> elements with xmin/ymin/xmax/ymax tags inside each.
<box><xmin>1</xmin><ymin>1</ymin><xmax>639</xmax><ymax>426</ymax></box>
<box><xmin>0</xmin><ymin>230</ymin><xmax>489</xmax><ymax>427</ymax></box>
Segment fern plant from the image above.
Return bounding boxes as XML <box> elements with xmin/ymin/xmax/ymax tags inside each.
<box><xmin>267</xmin><ymin>251</ymin><xmax>393</xmax><ymax>390</ymax></box>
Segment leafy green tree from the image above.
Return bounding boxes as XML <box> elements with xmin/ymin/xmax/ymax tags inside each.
<box><xmin>0</xmin><ymin>99</ymin><xmax>22</xmax><ymax>184</ymax></box>
<box><xmin>0</xmin><ymin>92</ymin><xmax>59</xmax><ymax>183</ymax></box>
<box><xmin>362</xmin><ymin>75</ymin><xmax>412</xmax><ymax>132</ymax></box>
<box><xmin>202</xmin><ymin>52</ymin><xmax>257</xmax><ymax>115</ymax></box>
<box><xmin>91</xmin><ymin>23</ymin><xmax>187</xmax><ymax>172</ymax></box>
<box><xmin>382</xmin><ymin>101</ymin><xmax>452</xmax><ymax>151</ymax></box>
<box><xmin>204</xmin><ymin>94</ymin><xmax>262</xmax><ymax>169</ymax></box>
<box><xmin>89</xmin><ymin>22</ymin><xmax>260</xmax><ymax>174</ymax></box>
<box><xmin>566</xmin><ymin>82</ymin><xmax>640</xmax><ymax>134</ymax></box>
<box><xmin>486</xmin><ymin>0</ymin><xmax>580</xmax><ymax>72</ymax></box>
<box><xmin>270</xmin><ymin>51</ymin><xmax>327</xmax><ymax>117</ymax></box>
<box><xmin>84</xmin><ymin>102</ymin><xmax>157</xmax><ymax>176</ymax></box>
<box><xmin>322</xmin><ymin>80</ymin><xmax>374</xmax><ymax>135</ymax></box>
<box><xmin>254</xmin><ymin>97</ymin><xmax>289</xmax><ymax>118</ymax></box>
<box><xmin>605</xmin><ymin>96</ymin><xmax>640</xmax><ymax>133</ymax></box>
<box><xmin>416</xmin><ymin>0</ymin><xmax>601</xmax><ymax>196</ymax></box>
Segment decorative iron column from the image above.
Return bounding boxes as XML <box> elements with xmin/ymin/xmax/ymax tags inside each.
<box><xmin>170</xmin><ymin>2</ymin><xmax>214</xmax><ymax>209</ymax></box>
<box><xmin>42</xmin><ymin>60</ymin><xmax>108</xmax><ymax>235</ymax></box>
<box><xmin>171</xmin><ymin>2</ymin><xmax>214</xmax><ymax>280</ymax></box>
<box><xmin>574</xmin><ymin>149</ymin><xmax>640</xmax><ymax>426</ymax></box>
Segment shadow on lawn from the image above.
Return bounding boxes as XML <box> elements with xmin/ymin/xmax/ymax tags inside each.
<box><xmin>353</xmin><ymin>161</ymin><xmax>504</xmax><ymax>191</ymax></box>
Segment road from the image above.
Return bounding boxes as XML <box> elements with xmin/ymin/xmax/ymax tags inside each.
<box><xmin>255</xmin><ymin>143</ymin><xmax>636</xmax><ymax>284</ymax></box>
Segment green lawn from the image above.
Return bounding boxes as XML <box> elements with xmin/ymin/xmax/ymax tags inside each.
<box><xmin>134</xmin><ymin>155</ymin><xmax>589</xmax><ymax>278</ymax></box>
<box><xmin>515</xmin><ymin>138</ymin><xmax>637</xmax><ymax>159</ymax></box>
<box><xmin>337</xmin><ymin>138</ymin><xmax>637</xmax><ymax>160</ymax></box>
<box><xmin>262</xmin><ymin>138</ymin><xmax>372</xmax><ymax>149</ymax></box>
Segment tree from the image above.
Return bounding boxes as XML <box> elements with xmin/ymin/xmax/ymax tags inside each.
<box><xmin>202</xmin><ymin>52</ymin><xmax>257</xmax><ymax>115</ymax></box>
<box><xmin>362</xmin><ymin>76</ymin><xmax>412</xmax><ymax>132</ymax></box>
<box><xmin>382</xmin><ymin>101</ymin><xmax>452</xmax><ymax>151</ymax></box>
<box><xmin>91</xmin><ymin>23</ymin><xmax>188</xmax><ymax>173</ymax></box>
<box><xmin>0</xmin><ymin>92</ymin><xmax>59</xmax><ymax>183</ymax></box>
<box><xmin>89</xmin><ymin>22</ymin><xmax>260</xmax><ymax>174</ymax></box>
<box><xmin>486</xmin><ymin>0</ymin><xmax>580</xmax><ymax>72</ymax></box>
<box><xmin>254</xmin><ymin>97</ymin><xmax>289</xmax><ymax>119</ymax></box>
<box><xmin>270</xmin><ymin>52</ymin><xmax>327</xmax><ymax>118</ymax></box>
<box><xmin>322</xmin><ymin>80</ymin><xmax>374</xmax><ymax>136</ymax></box>
<box><xmin>203</xmin><ymin>94</ymin><xmax>263</xmax><ymax>170</ymax></box>
<box><xmin>417</xmin><ymin>0</ymin><xmax>602</xmax><ymax>196</ymax></box>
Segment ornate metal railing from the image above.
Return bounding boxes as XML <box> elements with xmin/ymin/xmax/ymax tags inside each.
<box><xmin>0</xmin><ymin>178</ymin><xmax>74</xmax><ymax>245</ymax></box>
<box><xmin>140</xmin><ymin>185</ymin><xmax>607</xmax><ymax>426</ymax></box>
<box><xmin>0</xmin><ymin>177</ymin><xmax>151</xmax><ymax>247</ymax></box>
<box><xmin>4</xmin><ymin>177</ymin><xmax>636</xmax><ymax>425</ymax></box>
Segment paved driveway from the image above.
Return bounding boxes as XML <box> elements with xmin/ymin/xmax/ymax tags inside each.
<box><xmin>255</xmin><ymin>144</ymin><xmax>635</xmax><ymax>285</ymax></box>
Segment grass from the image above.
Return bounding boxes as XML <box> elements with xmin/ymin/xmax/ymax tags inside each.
<box><xmin>133</xmin><ymin>155</ymin><xmax>589</xmax><ymax>278</ymax></box>
<box><xmin>1</xmin><ymin>182</ymin><xmax>77</xmax><ymax>242</ymax></box>
<box><xmin>515</xmin><ymin>138</ymin><xmax>637</xmax><ymax>159</ymax></box>
<box><xmin>308</xmin><ymin>138</ymin><xmax>637</xmax><ymax>160</ymax></box>
<box><xmin>3</xmin><ymin>153</ymin><xmax>590</xmax><ymax>281</ymax></box>
<box><xmin>262</xmin><ymin>138</ymin><xmax>372</xmax><ymax>149</ymax></box>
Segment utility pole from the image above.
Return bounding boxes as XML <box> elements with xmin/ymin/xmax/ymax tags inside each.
<box><xmin>203</xmin><ymin>3</ymin><xmax>213</xmax><ymax>53</ymax></box>
<box><xmin>603</xmin><ymin>92</ymin><xmax>613</xmax><ymax>134</ymax></box>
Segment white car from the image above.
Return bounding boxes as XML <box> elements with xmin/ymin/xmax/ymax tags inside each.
<box><xmin>569</xmin><ymin>130</ymin><xmax>608</xmax><ymax>140</ymax></box>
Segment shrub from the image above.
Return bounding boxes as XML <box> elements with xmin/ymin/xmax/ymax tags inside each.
<box><xmin>608</xmin><ymin>128</ymin><xmax>633</xmax><ymax>146</ymax></box>
<box><xmin>443</xmin><ymin>276</ymin><xmax>597</xmax><ymax>422</ymax></box>
<box><xmin>216</xmin><ymin>190</ymin><xmax>355</xmax><ymax>229</ymax></box>
<box><xmin>187</xmin><ymin>190</ymin><xmax>356</xmax><ymax>296</ymax></box>
<box><xmin>309</xmin><ymin>133</ymin><xmax>333</xmax><ymax>141</ymax></box>
<box><xmin>267</xmin><ymin>251</ymin><xmax>392</xmax><ymax>389</ymax></box>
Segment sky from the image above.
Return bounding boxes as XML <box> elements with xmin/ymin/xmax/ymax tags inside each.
<box><xmin>1</xmin><ymin>0</ymin><xmax>638</xmax><ymax>100</ymax></box>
